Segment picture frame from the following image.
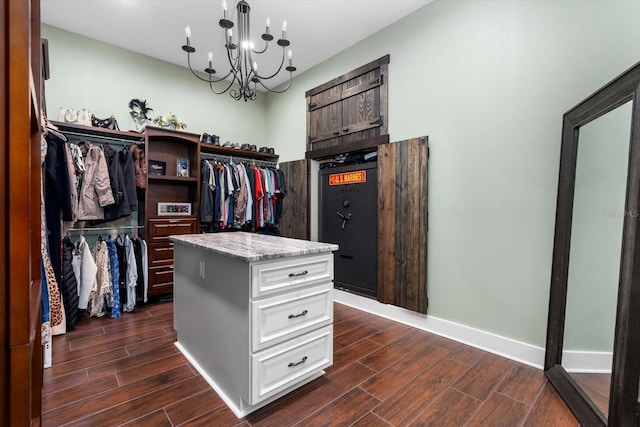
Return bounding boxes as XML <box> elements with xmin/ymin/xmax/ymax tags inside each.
<box><xmin>148</xmin><ymin>160</ymin><xmax>166</xmax><ymax>176</ymax></box>
<box><xmin>157</xmin><ymin>202</ymin><xmax>192</xmax><ymax>216</ymax></box>
<box><xmin>177</xmin><ymin>158</ymin><xmax>190</xmax><ymax>177</ymax></box>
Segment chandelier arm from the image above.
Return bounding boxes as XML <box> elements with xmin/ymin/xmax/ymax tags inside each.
<box><xmin>209</xmin><ymin>77</ymin><xmax>236</xmax><ymax>95</ymax></box>
<box><xmin>185</xmin><ymin>52</ymin><xmax>234</xmax><ymax>84</ymax></box>
<box><xmin>255</xmin><ymin>72</ymin><xmax>294</xmax><ymax>94</ymax></box>
<box><xmin>251</xmin><ymin>39</ymin><xmax>269</xmax><ymax>55</ymax></box>
<box><xmin>254</xmin><ymin>47</ymin><xmax>286</xmax><ymax>80</ymax></box>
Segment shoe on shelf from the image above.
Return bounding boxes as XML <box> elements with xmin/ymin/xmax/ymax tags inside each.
<box><xmin>200</xmin><ymin>133</ymin><xmax>213</xmax><ymax>144</ymax></box>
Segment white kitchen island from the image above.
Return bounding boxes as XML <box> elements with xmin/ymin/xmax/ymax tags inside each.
<box><xmin>170</xmin><ymin>232</ymin><xmax>338</xmax><ymax>418</ymax></box>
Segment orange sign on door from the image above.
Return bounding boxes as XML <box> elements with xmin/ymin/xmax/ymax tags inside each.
<box><xmin>329</xmin><ymin>170</ymin><xmax>367</xmax><ymax>186</ymax></box>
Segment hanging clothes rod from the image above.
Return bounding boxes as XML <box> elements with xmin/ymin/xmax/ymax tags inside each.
<box><xmin>67</xmin><ymin>225</ymin><xmax>144</xmax><ymax>235</ymax></box>
<box><xmin>62</xmin><ymin>130</ymin><xmax>143</xmax><ymax>146</ymax></box>
<box><xmin>200</xmin><ymin>152</ymin><xmax>278</xmax><ymax>168</ymax></box>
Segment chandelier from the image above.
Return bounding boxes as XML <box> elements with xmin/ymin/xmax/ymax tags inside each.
<box><xmin>181</xmin><ymin>0</ymin><xmax>296</xmax><ymax>101</ymax></box>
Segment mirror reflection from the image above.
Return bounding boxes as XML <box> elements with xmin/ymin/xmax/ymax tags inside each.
<box><xmin>562</xmin><ymin>101</ymin><xmax>633</xmax><ymax>418</ymax></box>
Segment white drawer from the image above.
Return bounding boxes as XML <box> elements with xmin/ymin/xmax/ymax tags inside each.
<box><xmin>251</xmin><ymin>253</ymin><xmax>333</xmax><ymax>298</ymax></box>
<box><xmin>251</xmin><ymin>284</ymin><xmax>333</xmax><ymax>352</ymax></box>
<box><xmin>251</xmin><ymin>326</ymin><xmax>332</xmax><ymax>404</ymax></box>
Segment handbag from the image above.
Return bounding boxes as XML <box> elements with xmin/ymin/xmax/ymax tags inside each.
<box><xmin>59</xmin><ymin>107</ymin><xmax>92</xmax><ymax>126</ymax></box>
<box><xmin>91</xmin><ymin>114</ymin><xmax>120</xmax><ymax>131</ymax></box>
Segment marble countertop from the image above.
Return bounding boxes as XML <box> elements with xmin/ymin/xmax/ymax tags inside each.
<box><xmin>170</xmin><ymin>232</ymin><xmax>339</xmax><ymax>262</ymax></box>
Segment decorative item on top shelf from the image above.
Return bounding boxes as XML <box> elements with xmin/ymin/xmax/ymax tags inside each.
<box><xmin>129</xmin><ymin>98</ymin><xmax>154</xmax><ymax>131</ymax></box>
<box><xmin>91</xmin><ymin>114</ymin><xmax>120</xmax><ymax>130</ymax></box>
<box><xmin>148</xmin><ymin>160</ymin><xmax>166</xmax><ymax>176</ymax></box>
<box><xmin>177</xmin><ymin>159</ymin><xmax>190</xmax><ymax>177</ymax></box>
<box><xmin>59</xmin><ymin>107</ymin><xmax>92</xmax><ymax>126</ymax></box>
<box><xmin>153</xmin><ymin>113</ymin><xmax>187</xmax><ymax>130</ymax></box>
<box><xmin>158</xmin><ymin>202</ymin><xmax>192</xmax><ymax>216</ymax></box>
<box><xmin>181</xmin><ymin>0</ymin><xmax>296</xmax><ymax>102</ymax></box>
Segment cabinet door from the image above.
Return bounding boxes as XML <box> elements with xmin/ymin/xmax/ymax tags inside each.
<box><xmin>308</xmin><ymin>97</ymin><xmax>342</xmax><ymax>144</ymax></box>
<box><xmin>341</xmin><ymin>69</ymin><xmax>383</xmax><ymax>141</ymax></box>
<box><xmin>377</xmin><ymin>137</ymin><xmax>429</xmax><ymax>314</ymax></box>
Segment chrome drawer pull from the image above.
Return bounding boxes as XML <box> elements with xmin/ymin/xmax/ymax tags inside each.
<box><xmin>288</xmin><ymin>310</ymin><xmax>308</xmax><ymax>319</ymax></box>
<box><xmin>288</xmin><ymin>356</ymin><xmax>308</xmax><ymax>368</ymax></box>
<box><xmin>288</xmin><ymin>270</ymin><xmax>308</xmax><ymax>278</ymax></box>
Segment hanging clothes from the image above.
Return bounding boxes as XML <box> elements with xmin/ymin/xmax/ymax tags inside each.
<box><xmin>105</xmin><ymin>236</ymin><xmax>121</xmax><ymax>318</ymax></box>
<box><xmin>76</xmin><ymin>141</ymin><xmax>115</xmax><ymax>221</ymax></box>
<box><xmin>89</xmin><ymin>239</ymin><xmax>111</xmax><ymax>317</ymax></box>
<box><xmin>123</xmin><ymin>235</ymin><xmax>138</xmax><ymax>313</ymax></box>
<box><xmin>44</xmin><ymin>130</ymin><xmax>74</xmax><ymax>284</ymax></box>
<box><xmin>120</xmin><ymin>148</ymin><xmax>138</xmax><ymax>213</ymax></box>
<box><xmin>73</xmin><ymin>235</ymin><xmax>98</xmax><ymax>310</ymax></box>
<box><xmin>60</xmin><ymin>236</ymin><xmax>80</xmax><ymax>330</ymax></box>
<box><xmin>103</xmin><ymin>143</ymin><xmax>131</xmax><ymax>221</ymax></box>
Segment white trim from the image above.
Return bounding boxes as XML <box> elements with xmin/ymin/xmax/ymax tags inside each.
<box><xmin>334</xmin><ymin>289</ymin><xmax>548</xmax><ymax>368</ymax></box>
<box><xmin>334</xmin><ymin>290</ymin><xmax>614</xmax><ymax>373</ymax></box>
<box><xmin>562</xmin><ymin>350</ymin><xmax>613</xmax><ymax>373</ymax></box>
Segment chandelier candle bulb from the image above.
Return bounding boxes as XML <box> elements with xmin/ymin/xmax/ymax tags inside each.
<box><xmin>266</xmin><ymin>17</ymin><xmax>270</xmax><ymax>34</ymax></box>
<box><xmin>185</xmin><ymin>25</ymin><xmax>191</xmax><ymax>38</ymax></box>
<box><xmin>222</xmin><ymin>0</ymin><xmax>228</xmax><ymax>19</ymax></box>
<box><xmin>208</xmin><ymin>51</ymin><xmax>213</xmax><ymax>63</ymax></box>
<box><xmin>282</xmin><ymin>20</ymin><xmax>287</xmax><ymax>39</ymax></box>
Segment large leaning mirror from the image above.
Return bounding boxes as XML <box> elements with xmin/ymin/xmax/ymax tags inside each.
<box><xmin>545</xmin><ymin>61</ymin><xmax>640</xmax><ymax>427</ymax></box>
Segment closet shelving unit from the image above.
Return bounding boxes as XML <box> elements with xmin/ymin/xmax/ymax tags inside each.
<box><xmin>141</xmin><ymin>126</ymin><xmax>200</xmax><ymax>297</ymax></box>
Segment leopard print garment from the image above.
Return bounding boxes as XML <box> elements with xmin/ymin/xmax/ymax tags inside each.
<box><xmin>42</xmin><ymin>252</ymin><xmax>63</xmax><ymax>327</ymax></box>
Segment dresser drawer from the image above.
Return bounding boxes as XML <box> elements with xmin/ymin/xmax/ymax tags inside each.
<box><xmin>148</xmin><ymin>242</ymin><xmax>174</xmax><ymax>267</ymax></box>
<box><xmin>251</xmin><ymin>253</ymin><xmax>333</xmax><ymax>298</ymax></box>
<box><xmin>148</xmin><ymin>266</ymin><xmax>173</xmax><ymax>295</ymax></box>
<box><xmin>148</xmin><ymin>217</ymin><xmax>197</xmax><ymax>242</ymax></box>
<box><xmin>251</xmin><ymin>326</ymin><xmax>332</xmax><ymax>404</ymax></box>
<box><xmin>251</xmin><ymin>284</ymin><xmax>333</xmax><ymax>352</ymax></box>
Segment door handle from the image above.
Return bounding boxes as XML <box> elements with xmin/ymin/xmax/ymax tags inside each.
<box><xmin>336</xmin><ymin>211</ymin><xmax>352</xmax><ymax>229</ymax></box>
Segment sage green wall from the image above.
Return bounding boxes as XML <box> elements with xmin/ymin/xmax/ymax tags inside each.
<box><xmin>41</xmin><ymin>24</ymin><xmax>267</xmax><ymax>144</ymax></box>
<box><xmin>265</xmin><ymin>0</ymin><xmax>640</xmax><ymax>349</ymax></box>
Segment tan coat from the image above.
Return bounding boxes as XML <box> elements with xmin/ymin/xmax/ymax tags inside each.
<box><xmin>77</xmin><ymin>144</ymin><xmax>115</xmax><ymax>220</ymax></box>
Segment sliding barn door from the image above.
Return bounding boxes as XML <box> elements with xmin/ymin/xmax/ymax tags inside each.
<box><xmin>279</xmin><ymin>159</ymin><xmax>310</xmax><ymax>240</ymax></box>
<box><xmin>377</xmin><ymin>137</ymin><xmax>429</xmax><ymax>313</ymax></box>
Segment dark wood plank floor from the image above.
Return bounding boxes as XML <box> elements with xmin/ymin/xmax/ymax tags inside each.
<box><xmin>42</xmin><ymin>301</ymin><xmax>579</xmax><ymax>426</ymax></box>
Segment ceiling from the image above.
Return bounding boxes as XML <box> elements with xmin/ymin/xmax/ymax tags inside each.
<box><xmin>41</xmin><ymin>0</ymin><xmax>433</xmax><ymax>89</ymax></box>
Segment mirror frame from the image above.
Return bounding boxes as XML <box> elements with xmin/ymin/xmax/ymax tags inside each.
<box><xmin>545</xmin><ymin>61</ymin><xmax>640</xmax><ymax>427</ymax></box>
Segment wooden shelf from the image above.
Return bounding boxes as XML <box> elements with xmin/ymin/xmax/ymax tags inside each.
<box><xmin>149</xmin><ymin>175</ymin><xmax>198</xmax><ymax>183</ymax></box>
<box><xmin>49</xmin><ymin>120</ymin><xmax>144</xmax><ymax>140</ymax></box>
<box><xmin>200</xmin><ymin>143</ymin><xmax>279</xmax><ymax>162</ymax></box>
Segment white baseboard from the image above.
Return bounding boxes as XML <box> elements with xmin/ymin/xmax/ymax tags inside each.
<box><xmin>334</xmin><ymin>290</ymin><xmax>613</xmax><ymax>373</ymax></box>
<box><xmin>562</xmin><ymin>350</ymin><xmax>613</xmax><ymax>373</ymax></box>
